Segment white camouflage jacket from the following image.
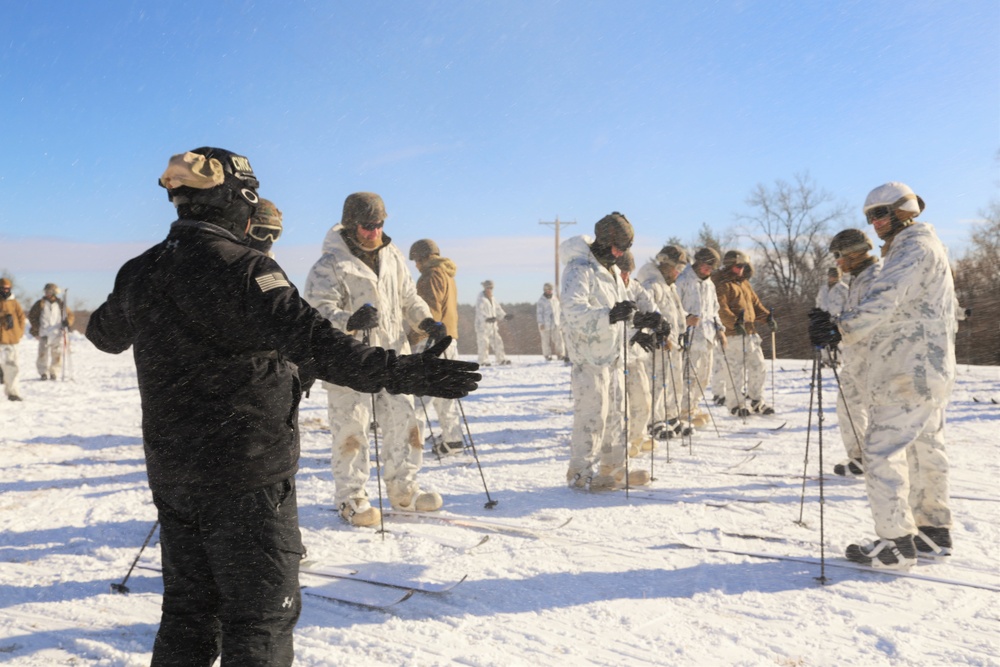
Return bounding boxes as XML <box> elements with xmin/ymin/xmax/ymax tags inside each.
<box><xmin>815</xmin><ymin>281</ymin><xmax>850</xmax><ymax>315</ymax></box>
<box><xmin>304</xmin><ymin>225</ymin><xmax>431</xmax><ymax>354</ymax></box>
<box><xmin>635</xmin><ymin>260</ymin><xmax>685</xmax><ymax>345</ymax></box>
<box><xmin>837</xmin><ymin>223</ymin><xmax>956</xmax><ymax>407</ymax></box>
<box><xmin>474</xmin><ymin>292</ymin><xmax>507</xmax><ymax>332</ymax></box>
<box><xmin>675</xmin><ymin>264</ymin><xmax>720</xmax><ymax>341</ymax></box>
<box><xmin>560</xmin><ymin>235</ymin><xmax>628</xmax><ymax>366</ymax></box>
<box><xmin>536</xmin><ymin>295</ymin><xmax>561</xmax><ymax>328</ymax></box>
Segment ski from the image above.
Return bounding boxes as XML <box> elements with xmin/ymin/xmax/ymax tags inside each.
<box><xmin>383</xmin><ymin>510</ymin><xmax>573</xmax><ymax>538</ymax></box>
<box><xmin>322</xmin><ymin>509</ymin><xmax>491</xmax><ymax>551</ymax></box>
<box><xmin>302</xmin><ymin>577</ymin><xmax>415</xmax><ymax>609</ymax></box>
<box><xmin>300</xmin><ymin>561</ymin><xmax>467</xmax><ymax>594</ymax></box>
<box><xmin>670</xmin><ymin>539</ymin><xmax>1000</xmax><ymax>592</ymax></box>
<box><xmin>629</xmin><ymin>487</ymin><xmax>772</xmax><ymax>505</ymax></box>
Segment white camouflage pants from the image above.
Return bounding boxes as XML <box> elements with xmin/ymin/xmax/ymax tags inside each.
<box><xmin>862</xmin><ymin>401</ymin><xmax>951</xmax><ymax>538</ymax></box>
<box><xmin>539</xmin><ymin>325</ymin><xmax>564</xmax><ymax>359</ymax></box>
<box><xmin>325</xmin><ymin>383</ymin><xmax>423</xmax><ymax>507</ymax></box>
<box><xmin>722</xmin><ymin>333</ymin><xmax>766</xmax><ymax>408</ymax></box>
<box><xmin>625</xmin><ymin>347</ymin><xmax>651</xmax><ymax>451</ymax></box>
<box><xmin>428</xmin><ymin>340</ymin><xmax>463</xmax><ymax>443</ymax></box>
<box><xmin>648</xmin><ymin>346</ymin><xmax>683</xmax><ymax>424</ymax></box>
<box><xmin>681</xmin><ymin>337</ymin><xmax>713</xmax><ymax>413</ymax></box>
<box><xmin>568</xmin><ymin>361</ymin><xmax>625</xmax><ymax>480</ymax></box>
<box><xmin>711</xmin><ymin>342</ymin><xmax>729</xmax><ymax>399</ymax></box>
<box><xmin>476</xmin><ymin>324</ymin><xmax>505</xmax><ymax>365</ymax></box>
<box><xmin>0</xmin><ymin>344</ymin><xmax>20</xmax><ymax>398</ymax></box>
<box><xmin>36</xmin><ymin>335</ymin><xmax>62</xmax><ymax>378</ymax></box>
<box><xmin>834</xmin><ymin>357</ymin><xmax>867</xmax><ymax>461</ymax></box>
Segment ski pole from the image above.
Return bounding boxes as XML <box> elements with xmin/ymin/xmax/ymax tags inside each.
<box><xmin>795</xmin><ymin>350</ymin><xmax>819</xmax><ymax>526</ymax></box>
<box><xmin>717</xmin><ymin>324</ymin><xmax>744</xmax><ymax>423</ymax></box>
<box><xmin>663</xmin><ymin>346</ymin><xmax>677</xmax><ymax>464</ymax></box>
<box><xmin>815</xmin><ymin>345</ymin><xmax>828</xmax><ymax>584</ymax></box>
<box><xmin>111</xmin><ymin>520</ymin><xmax>159</xmax><ymax>594</ymax></box>
<box><xmin>738</xmin><ymin>311</ymin><xmax>748</xmax><ymax>420</ymax></box>
<box><xmin>648</xmin><ymin>339</ymin><xmax>657</xmax><ymax>482</ymax></box>
<box><xmin>770</xmin><ymin>329</ymin><xmax>776</xmax><ymax>409</ymax></box>
<box><xmin>457</xmin><ymin>398</ymin><xmax>498</xmax><ymax>509</ymax></box>
<box><xmin>622</xmin><ymin>320</ymin><xmax>630</xmax><ymax>498</ymax></box>
<box><xmin>362</xmin><ymin>330</ymin><xmax>387</xmax><ymax>538</ymax></box>
<box><xmin>828</xmin><ymin>349</ymin><xmax>865</xmax><ymax>465</ymax></box>
<box><xmin>687</xmin><ymin>360</ymin><xmax>720</xmax><ymax>441</ymax></box>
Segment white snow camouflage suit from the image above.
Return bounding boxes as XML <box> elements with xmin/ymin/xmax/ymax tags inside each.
<box><xmin>635</xmin><ymin>260</ymin><xmax>687</xmax><ymax>425</ymax></box>
<box><xmin>304</xmin><ymin>225</ymin><xmax>434</xmax><ymax>508</ymax></box>
<box><xmin>536</xmin><ymin>293</ymin><xmax>565</xmax><ymax>359</ymax></box>
<box><xmin>675</xmin><ymin>263</ymin><xmax>721</xmax><ymax>413</ymax></box>
<box><xmin>474</xmin><ymin>291</ymin><xmax>507</xmax><ymax>365</ymax></box>
<box><xmin>834</xmin><ymin>258</ymin><xmax>881</xmax><ymax>462</ymax></box>
<box><xmin>815</xmin><ymin>280</ymin><xmax>850</xmax><ymax>314</ymax></box>
<box><xmin>622</xmin><ymin>272</ymin><xmax>659</xmax><ymax>455</ymax></box>
<box><xmin>837</xmin><ymin>222</ymin><xmax>956</xmax><ymax>540</ymax></box>
<box><xmin>560</xmin><ymin>235</ymin><xmax>631</xmax><ymax>485</ymax></box>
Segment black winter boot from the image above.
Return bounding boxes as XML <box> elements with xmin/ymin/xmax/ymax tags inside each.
<box><xmin>915</xmin><ymin>526</ymin><xmax>952</xmax><ymax>558</ymax></box>
<box><xmin>845</xmin><ymin>535</ymin><xmax>917</xmax><ymax>570</ymax></box>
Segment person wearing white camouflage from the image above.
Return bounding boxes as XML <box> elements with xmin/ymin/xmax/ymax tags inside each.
<box><xmin>809</xmin><ymin>182</ymin><xmax>956</xmax><ymax>569</ymax></box>
<box><xmin>675</xmin><ymin>247</ymin><xmax>725</xmax><ymax>427</ymax></box>
<box><xmin>616</xmin><ymin>251</ymin><xmax>661</xmax><ymax>458</ymax></box>
<box><xmin>828</xmin><ymin>229</ymin><xmax>882</xmax><ymax>478</ymax></box>
<box><xmin>474</xmin><ymin>280</ymin><xmax>509</xmax><ymax>366</ymax></box>
<box><xmin>28</xmin><ymin>284</ymin><xmax>74</xmax><ymax>380</ymax></box>
<box><xmin>305</xmin><ymin>192</ymin><xmax>446</xmax><ymax>527</ymax></box>
<box><xmin>713</xmin><ymin>250</ymin><xmax>775</xmax><ymax>417</ymax></box>
<box><xmin>635</xmin><ymin>245</ymin><xmax>691</xmax><ymax>440</ymax></box>
<box><xmin>535</xmin><ymin>283</ymin><xmax>565</xmax><ymax>361</ymax></box>
<box><xmin>561</xmin><ymin>213</ymin><xmax>652</xmax><ymax>491</ymax></box>
<box><xmin>815</xmin><ymin>266</ymin><xmax>849</xmax><ymax>314</ymax></box>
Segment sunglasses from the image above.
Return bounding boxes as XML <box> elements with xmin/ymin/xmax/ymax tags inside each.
<box><xmin>359</xmin><ymin>220</ymin><xmax>385</xmax><ymax>232</ymax></box>
<box><xmin>248</xmin><ymin>224</ymin><xmax>282</xmax><ymax>243</ymax></box>
<box><xmin>865</xmin><ymin>206</ymin><xmax>892</xmax><ymax>223</ymax></box>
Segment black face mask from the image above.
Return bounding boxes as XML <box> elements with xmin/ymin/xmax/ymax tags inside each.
<box><xmin>0</xmin><ymin>288</ymin><xmax>10</xmax><ymax>300</ymax></box>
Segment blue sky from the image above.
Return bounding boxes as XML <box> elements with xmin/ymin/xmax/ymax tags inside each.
<box><xmin>2</xmin><ymin>1</ymin><xmax>997</xmax><ymax>309</ymax></box>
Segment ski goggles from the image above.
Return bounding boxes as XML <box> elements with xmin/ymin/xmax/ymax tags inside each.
<box><xmin>358</xmin><ymin>219</ymin><xmax>385</xmax><ymax>232</ymax></box>
<box><xmin>248</xmin><ymin>223</ymin><xmax>282</xmax><ymax>243</ymax></box>
<box><xmin>865</xmin><ymin>206</ymin><xmax>892</xmax><ymax>223</ymax></box>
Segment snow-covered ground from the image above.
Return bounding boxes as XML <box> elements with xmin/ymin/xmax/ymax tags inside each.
<box><xmin>1</xmin><ymin>335</ymin><xmax>998</xmax><ymax>666</ymax></box>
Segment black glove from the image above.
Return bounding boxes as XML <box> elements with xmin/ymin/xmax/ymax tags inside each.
<box><xmin>485</xmin><ymin>317</ymin><xmax>497</xmax><ymax>324</ymax></box>
<box><xmin>965</xmin><ymin>308</ymin><xmax>972</xmax><ymax>319</ymax></box>
<box><xmin>504</xmin><ymin>313</ymin><xmax>514</xmax><ymax>321</ymax></box>
<box><xmin>767</xmin><ymin>315</ymin><xmax>777</xmax><ymax>333</ymax></box>
<box><xmin>419</xmin><ymin>317</ymin><xmax>447</xmax><ymax>345</ymax></box>
<box><xmin>808</xmin><ymin>308</ymin><xmax>842</xmax><ymax>347</ymax></box>
<box><xmin>347</xmin><ymin>304</ymin><xmax>379</xmax><ymax>331</ymax></box>
<box><xmin>734</xmin><ymin>312</ymin><xmax>746</xmax><ymax>336</ymax></box>
<box><xmin>632</xmin><ymin>311</ymin><xmax>662</xmax><ymax>330</ymax></box>
<box><xmin>629</xmin><ymin>331</ymin><xmax>656</xmax><ymax>353</ymax></box>
<box><xmin>383</xmin><ymin>337</ymin><xmax>482</xmax><ymax>399</ymax></box>
<box><xmin>609</xmin><ymin>300</ymin><xmax>637</xmax><ymax>324</ymax></box>
<box><xmin>678</xmin><ymin>331</ymin><xmax>688</xmax><ymax>349</ymax></box>
<box><xmin>1</xmin><ymin>314</ymin><xmax>12</xmax><ymax>330</ymax></box>
<box><xmin>654</xmin><ymin>320</ymin><xmax>672</xmax><ymax>346</ymax></box>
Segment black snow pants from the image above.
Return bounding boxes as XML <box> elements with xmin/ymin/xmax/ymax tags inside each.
<box><xmin>150</xmin><ymin>477</ymin><xmax>305</xmax><ymax>667</ymax></box>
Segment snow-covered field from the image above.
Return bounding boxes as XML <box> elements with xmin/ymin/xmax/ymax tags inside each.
<box><xmin>1</xmin><ymin>335</ymin><xmax>998</xmax><ymax>666</ymax></box>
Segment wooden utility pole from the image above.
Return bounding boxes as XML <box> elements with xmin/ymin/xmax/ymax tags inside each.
<box><xmin>539</xmin><ymin>216</ymin><xmax>576</xmax><ymax>297</ymax></box>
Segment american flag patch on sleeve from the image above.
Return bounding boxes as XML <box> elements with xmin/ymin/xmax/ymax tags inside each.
<box><xmin>255</xmin><ymin>272</ymin><xmax>291</xmax><ymax>292</ymax></box>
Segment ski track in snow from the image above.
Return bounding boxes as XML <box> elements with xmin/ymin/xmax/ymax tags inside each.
<box><xmin>1</xmin><ymin>337</ymin><xmax>998</xmax><ymax>666</ymax></box>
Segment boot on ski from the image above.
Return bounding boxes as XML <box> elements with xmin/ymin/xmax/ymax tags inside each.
<box><xmin>845</xmin><ymin>535</ymin><xmax>917</xmax><ymax>570</ymax></box>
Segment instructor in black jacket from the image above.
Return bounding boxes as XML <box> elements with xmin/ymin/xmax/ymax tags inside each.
<box><xmin>86</xmin><ymin>147</ymin><xmax>480</xmax><ymax>667</ymax></box>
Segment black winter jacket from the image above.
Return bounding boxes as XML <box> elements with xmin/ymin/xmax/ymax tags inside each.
<box><xmin>87</xmin><ymin>220</ymin><xmax>389</xmax><ymax>494</ymax></box>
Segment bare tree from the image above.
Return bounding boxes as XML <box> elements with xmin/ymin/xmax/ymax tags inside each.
<box><xmin>954</xmin><ymin>199</ymin><xmax>1000</xmax><ymax>364</ymax></box>
<box><xmin>735</xmin><ymin>173</ymin><xmax>849</xmax><ymax>303</ymax></box>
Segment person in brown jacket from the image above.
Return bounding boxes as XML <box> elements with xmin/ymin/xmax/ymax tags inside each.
<box><xmin>713</xmin><ymin>250</ymin><xmax>776</xmax><ymax>416</ymax></box>
<box><xmin>0</xmin><ymin>278</ymin><xmax>27</xmax><ymax>400</ymax></box>
<box><xmin>409</xmin><ymin>239</ymin><xmax>464</xmax><ymax>456</ymax></box>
